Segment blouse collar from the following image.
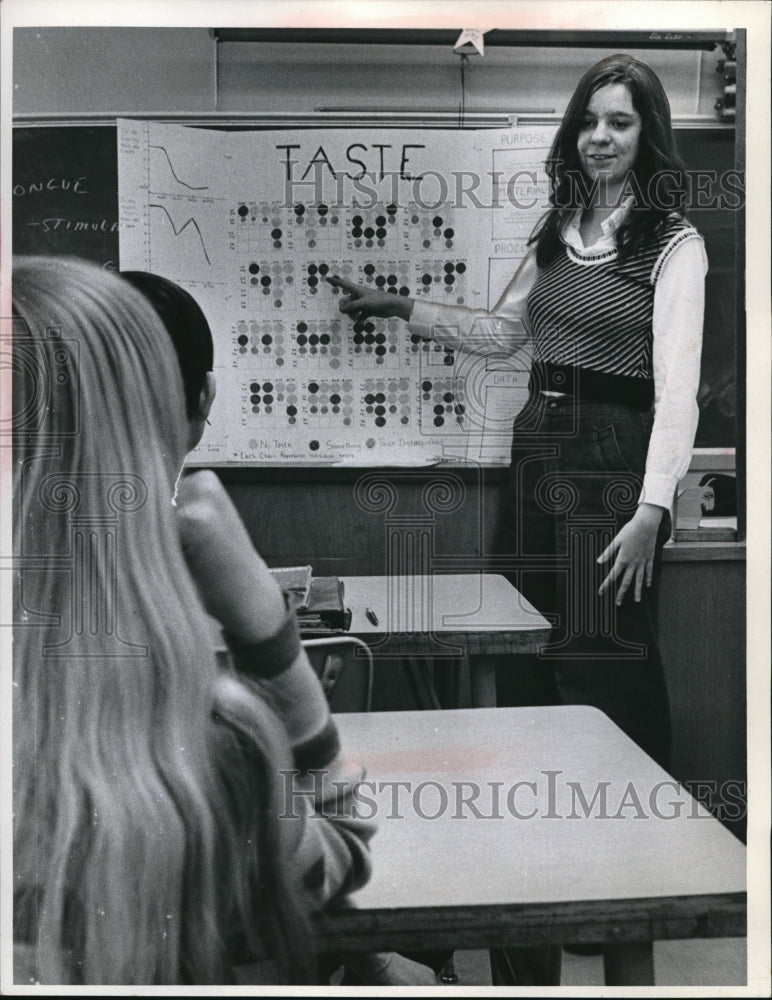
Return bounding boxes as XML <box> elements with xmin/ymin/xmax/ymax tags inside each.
<box><xmin>562</xmin><ymin>196</ymin><xmax>635</xmax><ymax>253</ymax></box>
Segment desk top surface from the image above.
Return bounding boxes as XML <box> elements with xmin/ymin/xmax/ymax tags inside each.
<box><xmin>334</xmin><ymin>706</ymin><xmax>746</xmax><ymax>912</ymax></box>
<box><xmin>341</xmin><ymin>573</ymin><xmax>550</xmax><ymax>640</ymax></box>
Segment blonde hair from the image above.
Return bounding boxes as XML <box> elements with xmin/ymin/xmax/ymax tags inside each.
<box><xmin>12</xmin><ymin>257</ymin><xmax>311</xmax><ymax>984</ymax></box>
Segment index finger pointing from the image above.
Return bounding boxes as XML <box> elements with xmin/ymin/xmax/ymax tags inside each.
<box><xmin>326</xmin><ymin>275</ymin><xmax>355</xmax><ymax>292</ymax></box>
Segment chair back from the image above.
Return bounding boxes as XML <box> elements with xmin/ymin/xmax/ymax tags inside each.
<box><xmin>301</xmin><ymin>636</ymin><xmax>374</xmax><ymax>712</ymax></box>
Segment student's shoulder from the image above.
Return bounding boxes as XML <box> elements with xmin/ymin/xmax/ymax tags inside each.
<box><xmin>659</xmin><ymin>211</ymin><xmax>704</xmax><ymax>245</ymax></box>
<box><xmin>650</xmin><ymin>213</ymin><xmax>706</xmax><ymax>281</ymax></box>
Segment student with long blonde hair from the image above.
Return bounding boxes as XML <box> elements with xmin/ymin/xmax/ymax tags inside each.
<box><xmin>11</xmin><ymin>256</ymin><xmax>375</xmax><ymax>985</ymax></box>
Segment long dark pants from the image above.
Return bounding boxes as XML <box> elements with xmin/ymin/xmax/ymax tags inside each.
<box><xmin>490</xmin><ymin>392</ymin><xmax>672</xmax><ymax>986</ymax></box>
<box><xmin>495</xmin><ymin>390</ymin><xmax>672</xmax><ymax>767</ymax></box>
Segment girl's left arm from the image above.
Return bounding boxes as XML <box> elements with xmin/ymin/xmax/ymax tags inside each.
<box><xmin>598</xmin><ymin>235</ymin><xmax>708</xmax><ymax>602</ymax></box>
<box><xmin>641</xmin><ymin>234</ymin><xmax>708</xmax><ymax>509</ymax></box>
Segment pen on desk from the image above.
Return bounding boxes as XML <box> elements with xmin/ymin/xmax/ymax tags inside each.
<box><xmin>365</xmin><ymin>607</ymin><xmax>379</xmax><ymax>626</ymax></box>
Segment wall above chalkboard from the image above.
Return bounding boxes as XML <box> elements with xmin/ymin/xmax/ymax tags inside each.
<box><xmin>12</xmin><ymin>121</ymin><xmax>739</xmax><ymax>449</ymax></box>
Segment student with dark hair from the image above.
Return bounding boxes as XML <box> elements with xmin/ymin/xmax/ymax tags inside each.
<box><xmin>534</xmin><ymin>50</ymin><xmax>692</xmax><ymax>263</ymax></box>
<box><xmin>122</xmin><ymin>269</ymin><xmax>215</xmax><ymax>421</ymax></box>
<box><xmin>329</xmin><ymin>54</ymin><xmax>706</xmax><ymax>984</ymax></box>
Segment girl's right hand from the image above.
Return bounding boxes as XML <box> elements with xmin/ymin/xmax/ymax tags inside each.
<box><xmin>326</xmin><ymin>275</ymin><xmax>413</xmax><ymax>322</ymax></box>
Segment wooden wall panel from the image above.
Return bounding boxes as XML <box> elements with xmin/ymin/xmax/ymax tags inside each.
<box><xmin>223</xmin><ymin>468</ymin><xmax>504</xmax><ymax>577</ymax></box>
<box><xmin>657</xmin><ymin>558</ymin><xmax>747</xmax><ymax>840</ymax></box>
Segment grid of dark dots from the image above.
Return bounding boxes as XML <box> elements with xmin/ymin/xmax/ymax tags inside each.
<box><xmin>417</xmin><ymin>260</ymin><xmax>467</xmax><ymax>305</ymax></box>
<box><xmin>353</xmin><ymin>263</ymin><xmax>409</xmax><ymax>365</ymax></box>
<box><xmin>236</xmin><ymin>318</ymin><xmax>286</xmax><ymax>365</ymax></box>
<box><xmin>409</xmin><ymin>205</ymin><xmax>455</xmax><ymax>250</ymax></box>
<box><xmin>236</xmin><ymin>203</ymin><xmax>285</xmax><ymax>250</ymax></box>
<box><xmin>349</xmin><ymin>203</ymin><xmax>398</xmax><ymax>248</ymax></box>
<box><xmin>362</xmin><ymin>378</ymin><xmax>412</xmax><ymax>428</ymax></box>
<box><xmin>306</xmin><ymin>380</ymin><xmax>354</xmax><ymax>426</ymax></box>
<box><xmin>351</xmin><ymin>316</ymin><xmax>402</xmax><ymax>366</ymax></box>
<box><xmin>249</xmin><ymin>379</ymin><xmax>298</xmax><ymax>422</ymax></box>
<box><xmin>305</xmin><ymin>261</ymin><xmax>332</xmax><ymax>295</ymax></box>
<box><xmin>421</xmin><ymin>378</ymin><xmax>466</xmax><ymax>428</ymax></box>
<box><xmin>362</xmin><ymin>261</ymin><xmax>411</xmax><ymax>298</ymax></box>
<box><xmin>293</xmin><ymin>319</ymin><xmax>344</xmax><ymax>369</ymax></box>
<box><xmin>409</xmin><ymin>335</ymin><xmax>456</xmax><ymax>366</ymax></box>
<box><xmin>247</xmin><ymin>260</ymin><xmax>294</xmax><ymax>310</ymax></box>
<box><xmin>293</xmin><ymin>203</ymin><xmax>340</xmax><ymax>249</ymax></box>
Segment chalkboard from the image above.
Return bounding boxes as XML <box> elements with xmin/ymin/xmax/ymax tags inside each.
<box><xmin>12</xmin><ymin>123</ymin><xmax>740</xmax><ymax>449</ymax></box>
<box><xmin>13</xmin><ymin>126</ymin><xmax>119</xmax><ymax>269</ymax></box>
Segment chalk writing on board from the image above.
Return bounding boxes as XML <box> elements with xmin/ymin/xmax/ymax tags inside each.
<box><xmin>13</xmin><ymin>176</ymin><xmax>91</xmax><ymax>197</ymax></box>
<box><xmin>12</xmin><ymin>126</ymin><xmax>119</xmax><ymax>271</ymax></box>
<box><xmin>25</xmin><ymin>218</ymin><xmax>119</xmax><ymax>232</ymax></box>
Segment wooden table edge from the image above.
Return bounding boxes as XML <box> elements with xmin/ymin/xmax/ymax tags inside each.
<box><xmin>349</xmin><ymin>625</ymin><xmax>553</xmax><ymax>654</ymax></box>
<box><xmin>314</xmin><ymin>891</ymin><xmax>747</xmax><ymax>953</ymax></box>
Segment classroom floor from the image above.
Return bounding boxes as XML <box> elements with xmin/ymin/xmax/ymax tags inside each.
<box><xmin>448</xmin><ymin>938</ymin><xmax>747</xmax><ymax>987</ymax></box>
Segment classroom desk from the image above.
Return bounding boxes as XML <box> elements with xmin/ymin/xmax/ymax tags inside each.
<box><xmin>317</xmin><ymin>706</ymin><xmax>746</xmax><ymax>987</ymax></box>
<box><xmin>340</xmin><ymin>573</ymin><xmax>551</xmax><ymax>707</ymax></box>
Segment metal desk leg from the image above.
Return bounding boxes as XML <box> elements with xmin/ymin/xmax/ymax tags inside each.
<box><xmin>603</xmin><ymin>943</ymin><xmax>655</xmax><ymax>985</ymax></box>
<box><xmin>489</xmin><ymin>946</ymin><xmax>562</xmax><ymax>985</ymax></box>
<box><xmin>402</xmin><ymin>657</ymin><xmax>442</xmax><ymax>710</ymax></box>
<box><xmin>439</xmin><ymin>956</ymin><xmax>458</xmax><ymax>983</ymax></box>
<box><xmin>469</xmin><ymin>653</ymin><xmax>498</xmax><ymax>708</ymax></box>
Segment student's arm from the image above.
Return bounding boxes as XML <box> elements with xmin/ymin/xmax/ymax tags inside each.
<box><xmin>597</xmin><ymin>234</ymin><xmax>707</xmax><ymax>604</ymax></box>
<box><xmin>408</xmin><ymin>249</ymin><xmax>537</xmax><ymax>355</ymax></box>
<box><xmin>175</xmin><ymin>469</ymin><xmax>333</xmax><ymax>763</ymax></box>
<box><xmin>328</xmin><ymin>249</ymin><xmax>537</xmax><ymax>357</ymax></box>
<box><xmin>179</xmin><ymin>470</ymin><xmax>376</xmax><ymax>899</ymax></box>
<box><xmin>218</xmin><ymin>680</ymin><xmax>434</xmax><ymax>982</ymax></box>
<box><xmin>641</xmin><ymin>234</ymin><xmax>707</xmax><ymax>509</ymax></box>
<box><xmin>214</xmin><ymin>672</ymin><xmax>375</xmax><ymax>907</ymax></box>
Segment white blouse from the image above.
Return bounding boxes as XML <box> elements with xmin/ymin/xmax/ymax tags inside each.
<box><xmin>408</xmin><ymin>202</ymin><xmax>708</xmax><ymax>510</ymax></box>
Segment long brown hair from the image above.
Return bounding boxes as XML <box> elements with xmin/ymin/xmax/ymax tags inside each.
<box><xmin>532</xmin><ymin>53</ymin><xmax>688</xmax><ymax>266</ymax></box>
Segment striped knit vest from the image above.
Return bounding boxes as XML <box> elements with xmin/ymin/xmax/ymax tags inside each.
<box><xmin>527</xmin><ymin>215</ymin><xmax>701</xmax><ymax>408</ymax></box>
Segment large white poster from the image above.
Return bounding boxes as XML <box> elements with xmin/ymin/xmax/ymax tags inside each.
<box><xmin>118</xmin><ymin>121</ymin><xmax>554</xmax><ymax>464</ymax></box>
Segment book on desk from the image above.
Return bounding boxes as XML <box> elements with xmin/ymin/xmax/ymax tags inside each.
<box><xmin>271</xmin><ymin>567</ymin><xmax>352</xmax><ymax>633</ymax></box>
